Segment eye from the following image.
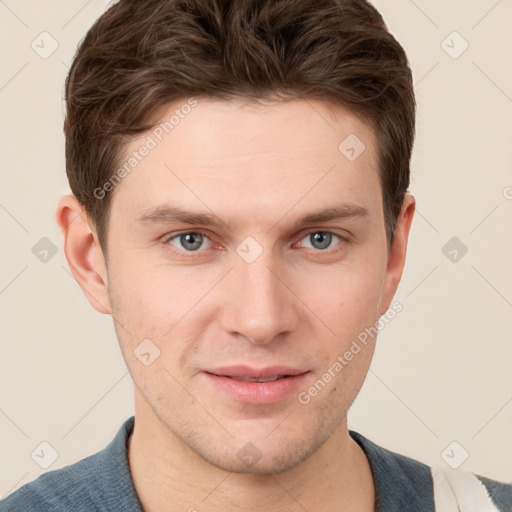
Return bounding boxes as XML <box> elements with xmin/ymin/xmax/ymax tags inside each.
<box><xmin>297</xmin><ymin>231</ymin><xmax>343</xmax><ymax>251</ymax></box>
<box><xmin>165</xmin><ymin>231</ymin><xmax>212</xmax><ymax>252</ymax></box>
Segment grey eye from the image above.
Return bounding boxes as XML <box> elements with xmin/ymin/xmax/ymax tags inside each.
<box><xmin>169</xmin><ymin>232</ymin><xmax>209</xmax><ymax>251</ymax></box>
<box><xmin>301</xmin><ymin>232</ymin><xmax>340</xmax><ymax>250</ymax></box>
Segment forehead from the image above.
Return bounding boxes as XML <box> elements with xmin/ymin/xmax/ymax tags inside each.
<box><xmin>110</xmin><ymin>97</ymin><xmax>381</xmax><ymax>227</ymax></box>
<box><xmin>144</xmin><ymin>97</ymin><xmax>376</xmax><ymax>161</ymax></box>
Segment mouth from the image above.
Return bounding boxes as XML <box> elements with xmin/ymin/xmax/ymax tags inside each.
<box><xmin>203</xmin><ymin>364</ymin><xmax>309</xmax><ymax>380</ymax></box>
<box><xmin>201</xmin><ymin>365</ymin><xmax>311</xmax><ymax>404</ymax></box>
<box><xmin>216</xmin><ymin>374</ymin><xmax>289</xmax><ymax>383</ymax></box>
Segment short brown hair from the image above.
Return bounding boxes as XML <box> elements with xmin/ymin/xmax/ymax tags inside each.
<box><xmin>64</xmin><ymin>0</ymin><xmax>415</xmax><ymax>254</ymax></box>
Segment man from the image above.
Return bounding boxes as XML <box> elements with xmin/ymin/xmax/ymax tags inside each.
<box><xmin>2</xmin><ymin>0</ymin><xmax>510</xmax><ymax>510</ymax></box>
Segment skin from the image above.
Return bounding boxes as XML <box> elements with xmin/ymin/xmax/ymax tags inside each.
<box><xmin>57</xmin><ymin>98</ymin><xmax>415</xmax><ymax>511</ymax></box>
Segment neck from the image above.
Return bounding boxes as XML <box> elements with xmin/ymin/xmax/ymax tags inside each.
<box><xmin>128</xmin><ymin>393</ymin><xmax>375</xmax><ymax>512</ymax></box>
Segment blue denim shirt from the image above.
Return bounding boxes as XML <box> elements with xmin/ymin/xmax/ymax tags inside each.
<box><xmin>2</xmin><ymin>416</ymin><xmax>510</xmax><ymax>511</ymax></box>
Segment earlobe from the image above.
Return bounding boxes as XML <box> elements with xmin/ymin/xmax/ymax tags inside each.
<box><xmin>379</xmin><ymin>193</ymin><xmax>416</xmax><ymax>316</ymax></box>
<box><xmin>56</xmin><ymin>194</ymin><xmax>111</xmax><ymax>315</ymax></box>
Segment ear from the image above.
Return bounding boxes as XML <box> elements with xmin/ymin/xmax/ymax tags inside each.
<box><xmin>379</xmin><ymin>193</ymin><xmax>415</xmax><ymax>315</ymax></box>
<box><xmin>56</xmin><ymin>194</ymin><xmax>111</xmax><ymax>314</ymax></box>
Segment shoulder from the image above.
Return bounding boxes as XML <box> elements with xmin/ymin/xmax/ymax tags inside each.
<box><xmin>350</xmin><ymin>430</ymin><xmax>435</xmax><ymax>510</ymax></box>
<box><xmin>350</xmin><ymin>430</ymin><xmax>512</xmax><ymax>511</ymax></box>
<box><xmin>433</xmin><ymin>467</ymin><xmax>512</xmax><ymax>512</ymax></box>
<box><xmin>0</xmin><ymin>416</ymin><xmax>141</xmax><ymax>512</ymax></box>
<box><xmin>0</xmin><ymin>450</ymin><xmax>104</xmax><ymax>511</ymax></box>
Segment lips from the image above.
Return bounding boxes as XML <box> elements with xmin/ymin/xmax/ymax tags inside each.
<box><xmin>202</xmin><ymin>369</ymin><xmax>310</xmax><ymax>404</ymax></box>
<box><xmin>203</xmin><ymin>365</ymin><xmax>308</xmax><ymax>380</ymax></box>
<box><xmin>228</xmin><ymin>375</ymin><xmax>285</xmax><ymax>383</ymax></box>
<box><xmin>201</xmin><ymin>365</ymin><xmax>310</xmax><ymax>404</ymax></box>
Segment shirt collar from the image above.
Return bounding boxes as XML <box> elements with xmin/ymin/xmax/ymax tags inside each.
<box><xmin>349</xmin><ymin>430</ymin><xmax>435</xmax><ymax>511</ymax></box>
<box><xmin>95</xmin><ymin>416</ymin><xmax>144</xmax><ymax>511</ymax></box>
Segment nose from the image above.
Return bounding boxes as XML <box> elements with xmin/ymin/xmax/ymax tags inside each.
<box><xmin>219</xmin><ymin>249</ymin><xmax>299</xmax><ymax>345</ymax></box>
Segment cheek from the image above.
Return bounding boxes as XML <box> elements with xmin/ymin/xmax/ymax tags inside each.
<box><xmin>298</xmin><ymin>333</ymin><xmax>376</xmax><ymax>428</ymax></box>
<box><xmin>109</xmin><ymin>258</ymin><xmax>204</xmax><ymax>328</ymax></box>
<box><xmin>298</xmin><ymin>258</ymin><xmax>385</xmax><ymax>334</ymax></box>
<box><xmin>107</xmin><ymin>269</ymin><xmax>187</xmax><ymax>402</ymax></box>
<box><xmin>106</xmin><ymin>261</ymin><xmax>217</xmax><ymax>375</ymax></box>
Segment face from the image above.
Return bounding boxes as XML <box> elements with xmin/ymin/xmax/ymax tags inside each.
<box><xmin>75</xmin><ymin>98</ymin><xmax>413</xmax><ymax>474</ymax></box>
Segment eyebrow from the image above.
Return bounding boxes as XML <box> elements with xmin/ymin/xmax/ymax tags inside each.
<box><xmin>135</xmin><ymin>202</ymin><xmax>369</xmax><ymax>229</ymax></box>
<box><xmin>294</xmin><ymin>204</ymin><xmax>368</xmax><ymax>227</ymax></box>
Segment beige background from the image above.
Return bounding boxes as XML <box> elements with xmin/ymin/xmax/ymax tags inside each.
<box><xmin>1</xmin><ymin>0</ymin><xmax>511</xmax><ymax>499</ymax></box>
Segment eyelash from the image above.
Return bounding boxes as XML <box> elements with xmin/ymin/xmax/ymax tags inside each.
<box><xmin>162</xmin><ymin>229</ymin><xmax>348</xmax><ymax>258</ymax></box>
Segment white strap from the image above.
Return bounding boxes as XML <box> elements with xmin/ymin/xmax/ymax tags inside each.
<box><xmin>432</xmin><ymin>468</ymin><xmax>501</xmax><ymax>512</ymax></box>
